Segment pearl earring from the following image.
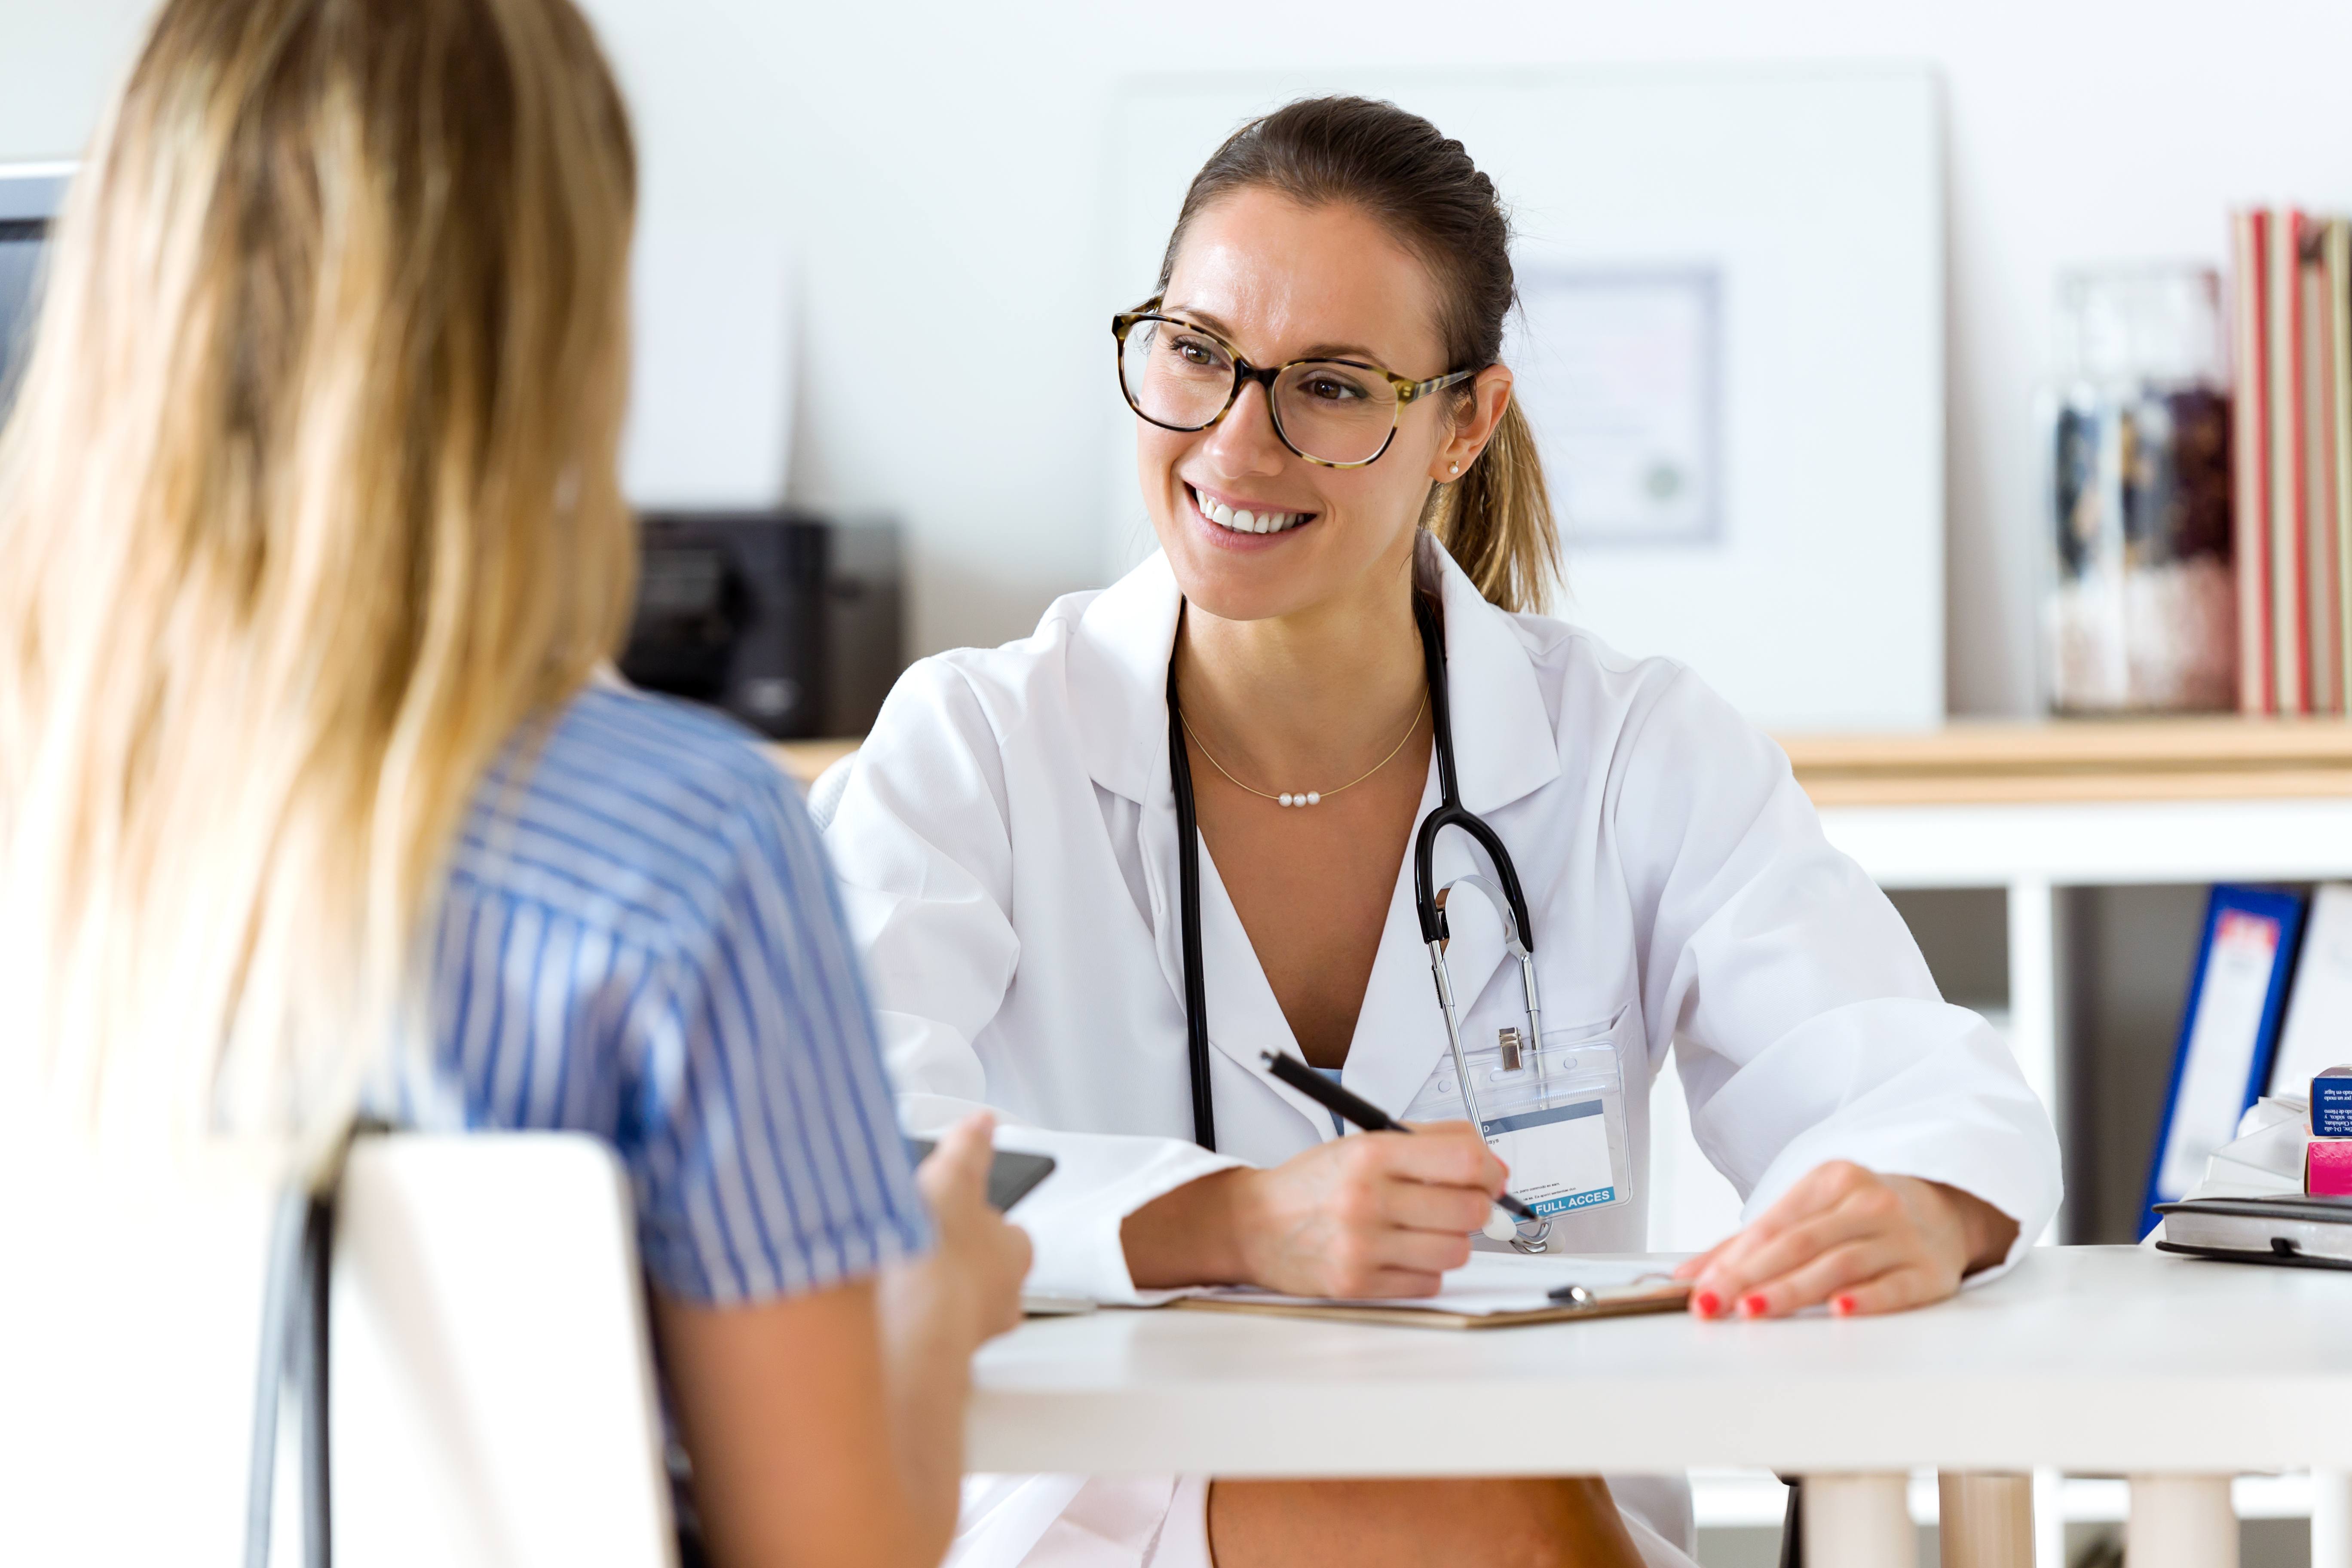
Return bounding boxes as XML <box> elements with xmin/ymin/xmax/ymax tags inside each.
<box><xmin>1449</xmin><ymin>462</ymin><xmax>1459</xmax><ymax>475</ymax></box>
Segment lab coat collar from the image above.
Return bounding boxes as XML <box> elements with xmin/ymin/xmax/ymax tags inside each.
<box><xmin>1427</xmin><ymin>546</ymin><xmax>1563</xmax><ymax>814</ymax></box>
<box><xmin>1067</xmin><ymin>544</ymin><xmax>1561</xmax><ymax>817</ymax></box>
<box><xmin>1066</xmin><ymin>551</ymin><xmax>1184</xmax><ymax>807</ymax></box>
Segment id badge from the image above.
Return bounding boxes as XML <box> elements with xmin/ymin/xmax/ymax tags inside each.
<box><xmin>1402</xmin><ymin>1010</ymin><xmax>1632</xmax><ymax>1217</ymax></box>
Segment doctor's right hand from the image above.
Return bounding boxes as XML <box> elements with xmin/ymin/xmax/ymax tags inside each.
<box><xmin>1124</xmin><ymin>1122</ymin><xmax>1507</xmax><ymax>1297</ymax></box>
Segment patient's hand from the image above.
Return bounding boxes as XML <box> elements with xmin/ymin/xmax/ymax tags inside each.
<box><xmin>1673</xmin><ymin>1161</ymin><xmax>2018</xmax><ymax>1320</ymax></box>
<box><xmin>1122</xmin><ymin>1122</ymin><xmax>1504</xmax><ymax>1297</ymax></box>
<box><xmin>886</xmin><ymin>1113</ymin><xmax>1031</xmax><ymax>1348</ymax></box>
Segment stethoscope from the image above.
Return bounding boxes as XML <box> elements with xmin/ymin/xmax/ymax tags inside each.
<box><xmin>1166</xmin><ymin>588</ymin><xmax>1555</xmax><ymax>1251</ymax></box>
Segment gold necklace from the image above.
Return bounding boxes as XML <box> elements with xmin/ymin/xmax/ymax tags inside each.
<box><xmin>1177</xmin><ymin>689</ymin><xmax>1428</xmax><ymax>808</ymax></box>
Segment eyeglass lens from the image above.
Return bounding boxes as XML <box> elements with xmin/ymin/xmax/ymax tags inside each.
<box><xmin>1119</xmin><ymin>318</ymin><xmax>1400</xmax><ymax>466</ymax></box>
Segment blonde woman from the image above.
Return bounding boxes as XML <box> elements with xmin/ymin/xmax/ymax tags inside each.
<box><xmin>0</xmin><ymin>3</ymin><xmax>1024</xmax><ymax>1565</ymax></box>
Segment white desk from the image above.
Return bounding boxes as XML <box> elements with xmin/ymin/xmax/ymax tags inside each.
<box><xmin>969</xmin><ymin>1246</ymin><xmax>2352</xmax><ymax>1568</ymax></box>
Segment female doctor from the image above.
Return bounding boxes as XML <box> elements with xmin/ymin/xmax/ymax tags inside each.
<box><xmin>823</xmin><ymin>96</ymin><xmax>2061</xmax><ymax>1568</ymax></box>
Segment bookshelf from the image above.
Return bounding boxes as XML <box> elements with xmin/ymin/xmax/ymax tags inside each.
<box><xmin>1783</xmin><ymin>717</ymin><xmax>2352</xmax><ymax>805</ymax></box>
<box><xmin>1785</xmin><ymin>719</ymin><xmax>2352</xmax><ymax>1241</ymax></box>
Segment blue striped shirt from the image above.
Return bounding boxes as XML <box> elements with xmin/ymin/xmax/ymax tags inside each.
<box><xmin>389</xmin><ymin>682</ymin><xmax>929</xmax><ymax>1305</ymax></box>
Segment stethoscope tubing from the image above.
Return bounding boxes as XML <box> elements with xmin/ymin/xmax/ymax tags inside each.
<box><xmin>1408</xmin><ymin>592</ymin><xmax>1536</xmax><ymax>954</ymax></box>
<box><xmin>1166</xmin><ymin>643</ymin><xmax>1219</xmax><ymax>1152</ymax></box>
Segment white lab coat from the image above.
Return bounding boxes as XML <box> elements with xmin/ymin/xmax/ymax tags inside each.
<box><xmin>825</xmin><ymin>546</ymin><xmax>2062</xmax><ymax>1567</ymax></box>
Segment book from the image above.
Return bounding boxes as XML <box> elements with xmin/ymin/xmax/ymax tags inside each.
<box><xmin>2155</xmin><ymin>1193</ymin><xmax>2352</xmax><ymax>1269</ymax></box>
<box><xmin>2233</xmin><ymin>210</ymin><xmax>2274</xmax><ymax>714</ymax></box>
<box><xmin>2329</xmin><ymin>220</ymin><xmax>2352</xmax><ymax>708</ymax></box>
<box><xmin>2304</xmin><ymin>232</ymin><xmax>2343</xmax><ymax>714</ymax></box>
<box><xmin>2144</xmin><ymin>885</ymin><xmax>2309</xmax><ymax>1235</ymax></box>
<box><xmin>2270</xmin><ymin>883</ymin><xmax>2352</xmax><ymax>1098</ymax></box>
<box><xmin>2270</xmin><ymin>208</ymin><xmax>2311</xmax><ymax>713</ymax></box>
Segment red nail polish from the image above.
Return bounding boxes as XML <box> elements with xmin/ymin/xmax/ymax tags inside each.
<box><xmin>1832</xmin><ymin>1294</ymin><xmax>1857</xmax><ymax>1317</ymax></box>
<box><xmin>1692</xmin><ymin>1289</ymin><xmax>1720</xmax><ymax>1317</ymax></box>
<box><xmin>1740</xmin><ymin>1293</ymin><xmax>1768</xmax><ymax>1317</ymax></box>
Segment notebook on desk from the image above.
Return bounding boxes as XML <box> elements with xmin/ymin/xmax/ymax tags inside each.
<box><xmin>1170</xmin><ymin>1253</ymin><xmax>1691</xmax><ymax>1330</ymax></box>
<box><xmin>2155</xmin><ymin>1194</ymin><xmax>2352</xmax><ymax>1270</ymax></box>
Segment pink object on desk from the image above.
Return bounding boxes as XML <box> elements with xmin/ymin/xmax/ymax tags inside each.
<box><xmin>2309</xmin><ymin>1139</ymin><xmax>2352</xmax><ymax>1196</ymax></box>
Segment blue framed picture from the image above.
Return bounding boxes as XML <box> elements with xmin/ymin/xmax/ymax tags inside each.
<box><xmin>2141</xmin><ymin>885</ymin><xmax>2308</xmax><ymax>1237</ymax></box>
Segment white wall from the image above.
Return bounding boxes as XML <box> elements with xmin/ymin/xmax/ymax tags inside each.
<box><xmin>8</xmin><ymin>0</ymin><xmax>2352</xmax><ymax>718</ymax></box>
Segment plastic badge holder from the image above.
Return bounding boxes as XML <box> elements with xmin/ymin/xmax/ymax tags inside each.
<box><xmin>1404</xmin><ymin>1018</ymin><xmax>1632</xmax><ymax>1218</ymax></box>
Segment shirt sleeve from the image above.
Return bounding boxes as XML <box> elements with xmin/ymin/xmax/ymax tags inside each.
<box><xmin>626</xmin><ymin>764</ymin><xmax>934</xmax><ymax>1305</ymax></box>
<box><xmin>1612</xmin><ymin>667</ymin><xmax>2063</xmax><ymax>1274</ymax></box>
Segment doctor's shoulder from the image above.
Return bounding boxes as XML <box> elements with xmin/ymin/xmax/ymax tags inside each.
<box><xmin>844</xmin><ymin>586</ymin><xmax>1110</xmax><ymax>813</ymax></box>
<box><xmin>1501</xmin><ymin>607</ymin><xmax>1792</xmax><ymax>801</ymax></box>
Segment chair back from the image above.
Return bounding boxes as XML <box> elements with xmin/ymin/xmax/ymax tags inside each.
<box><xmin>0</xmin><ymin>1131</ymin><xmax>676</xmax><ymax>1568</ymax></box>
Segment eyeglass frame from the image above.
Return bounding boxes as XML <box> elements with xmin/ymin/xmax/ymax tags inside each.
<box><xmin>1111</xmin><ymin>296</ymin><xmax>1480</xmax><ymax>469</ymax></box>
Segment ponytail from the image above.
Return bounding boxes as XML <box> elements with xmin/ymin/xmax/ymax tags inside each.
<box><xmin>1160</xmin><ymin>95</ymin><xmax>1563</xmax><ymax>615</ymax></box>
<box><xmin>1428</xmin><ymin>399</ymin><xmax>1556</xmax><ymax>615</ymax></box>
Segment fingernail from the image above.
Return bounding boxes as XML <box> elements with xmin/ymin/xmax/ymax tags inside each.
<box><xmin>1831</xmin><ymin>1294</ymin><xmax>1857</xmax><ymax>1317</ymax></box>
<box><xmin>1692</xmin><ymin>1289</ymin><xmax>1720</xmax><ymax>1317</ymax></box>
<box><xmin>1740</xmin><ymin>1293</ymin><xmax>1768</xmax><ymax>1318</ymax></box>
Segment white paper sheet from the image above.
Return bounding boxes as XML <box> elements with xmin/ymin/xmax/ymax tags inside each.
<box><xmin>1185</xmin><ymin>1253</ymin><xmax>1678</xmax><ymax>1318</ymax></box>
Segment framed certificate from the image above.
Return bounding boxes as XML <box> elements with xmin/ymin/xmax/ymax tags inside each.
<box><xmin>1508</xmin><ymin>266</ymin><xmax>1721</xmax><ymax>548</ymax></box>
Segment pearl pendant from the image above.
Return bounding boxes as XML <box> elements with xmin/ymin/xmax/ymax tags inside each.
<box><xmin>1277</xmin><ymin>792</ymin><xmax>1322</xmax><ymax>808</ymax></box>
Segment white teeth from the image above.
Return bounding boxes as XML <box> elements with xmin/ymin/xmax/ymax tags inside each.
<box><xmin>1193</xmin><ymin>486</ymin><xmax>1303</xmax><ymax>535</ymax></box>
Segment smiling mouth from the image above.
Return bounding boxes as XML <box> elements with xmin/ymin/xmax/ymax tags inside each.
<box><xmin>1188</xmin><ymin>484</ymin><xmax>1314</xmax><ymax>537</ymax></box>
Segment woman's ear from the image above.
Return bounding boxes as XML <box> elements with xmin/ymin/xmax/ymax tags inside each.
<box><xmin>1429</xmin><ymin>364</ymin><xmax>1515</xmax><ymax>482</ymax></box>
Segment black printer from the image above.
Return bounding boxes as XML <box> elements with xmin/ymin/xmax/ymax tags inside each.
<box><xmin>620</xmin><ymin>511</ymin><xmax>903</xmax><ymax>740</ymax></box>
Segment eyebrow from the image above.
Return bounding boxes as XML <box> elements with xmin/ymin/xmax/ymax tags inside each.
<box><xmin>1162</xmin><ymin>303</ymin><xmax>1385</xmax><ymax>366</ymax></box>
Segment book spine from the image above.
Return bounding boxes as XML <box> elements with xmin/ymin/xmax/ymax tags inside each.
<box><xmin>2331</xmin><ymin>220</ymin><xmax>2352</xmax><ymax>711</ymax></box>
<box><xmin>2235</xmin><ymin>210</ymin><xmax>2273</xmax><ymax>713</ymax></box>
<box><xmin>2272</xmin><ymin>208</ymin><xmax>2309</xmax><ymax>713</ymax></box>
<box><xmin>2306</xmin><ymin>243</ymin><xmax>2341</xmax><ymax>713</ymax></box>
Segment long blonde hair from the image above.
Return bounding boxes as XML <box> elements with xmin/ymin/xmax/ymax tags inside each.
<box><xmin>0</xmin><ymin>0</ymin><xmax>639</xmax><ymax>1170</ymax></box>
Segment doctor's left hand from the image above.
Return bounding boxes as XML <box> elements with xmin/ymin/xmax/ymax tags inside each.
<box><xmin>1672</xmin><ymin>1161</ymin><xmax>2019</xmax><ymax>1320</ymax></box>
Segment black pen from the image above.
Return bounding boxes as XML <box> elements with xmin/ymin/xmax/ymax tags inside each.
<box><xmin>1259</xmin><ymin>1050</ymin><xmax>1540</xmax><ymax>1225</ymax></box>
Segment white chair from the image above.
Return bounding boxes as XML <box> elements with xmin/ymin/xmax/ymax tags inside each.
<box><xmin>1</xmin><ymin>1131</ymin><xmax>676</xmax><ymax>1567</ymax></box>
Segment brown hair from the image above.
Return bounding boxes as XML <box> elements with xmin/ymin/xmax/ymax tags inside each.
<box><xmin>1155</xmin><ymin>95</ymin><xmax>1558</xmax><ymax>613</ymax></box>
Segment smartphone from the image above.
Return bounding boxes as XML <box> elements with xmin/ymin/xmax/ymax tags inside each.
<box><xmin>903</xmin><ymin>1138</ymin><xmax>1058</xmax><ymax>1212</ymax></box>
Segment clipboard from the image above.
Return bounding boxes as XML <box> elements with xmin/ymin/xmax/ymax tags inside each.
<box><xmin>1169</xmin><ymin>1274</ymin><xmax>1691</xmax><ymax>1331</ymax></box>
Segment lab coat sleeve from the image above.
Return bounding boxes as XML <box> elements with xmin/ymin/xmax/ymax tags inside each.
<box><xmin>824</xmin><ymin>659</ymin><xmax>1242</xmax><ymax>1302</ymax></box>
<box><xmin>1612</xmin><ymin>669</ymin><xmax>2061</xmax><ymax>1273</ymax></box>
